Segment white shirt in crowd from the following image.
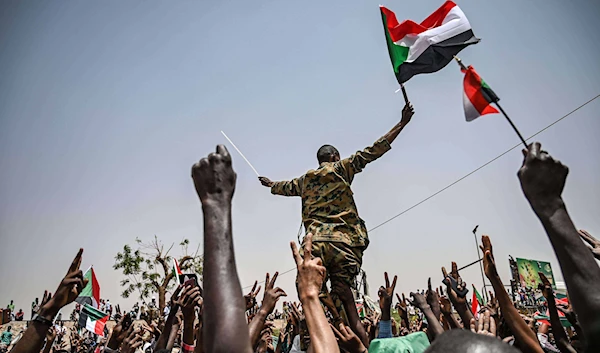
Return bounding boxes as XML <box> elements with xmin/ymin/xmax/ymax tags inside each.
<box><xmin>289</xmin><ymin>335</ymin><xmax>306</xmax><ymax>353</ymax></box>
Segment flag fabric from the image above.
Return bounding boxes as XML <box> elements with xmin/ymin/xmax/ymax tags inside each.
<box><xmin>462</xmin><ymin>65</ymin><xmax>499</xmax><ymax>121</ymax></box>
<box><xmin>75</xmin><ymin>267</ymin><xmax>101</xmax><ymax>309</ymax></box>
<box><xmin>380</xmin><ymin>1</ymin><xmax>480</xmax><ymax>84</ymax></box>
<box><xmin>172</xmin><ymin>258</ymin><xmax>182</xmax><ymax>285</ymax></box>
<box><xmin>471</xmin><ymin>285</ymin><xmax>484</xmax><ymax>318</ymax></box>
<box><xmin>78</xmin><ymin>304</ymin><xmax>108</xmax><ymax>336</ymax></box>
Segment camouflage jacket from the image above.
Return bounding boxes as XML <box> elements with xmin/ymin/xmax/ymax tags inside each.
<box><xmin>271</xmin><ymin>137</ymin><xmax>391</xmax><ymax>248</ymax></box>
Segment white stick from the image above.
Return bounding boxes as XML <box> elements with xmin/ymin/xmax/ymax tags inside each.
<box><xmin>220</xmin><ymin>131</ymin><xmax>260</xmax><ymax>176</ymax></box>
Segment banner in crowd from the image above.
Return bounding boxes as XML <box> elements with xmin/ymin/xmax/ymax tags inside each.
<box><xmin>516</xmin><ymin>258</ymin><xmax>556</xmax><ymax>289</ymax></box>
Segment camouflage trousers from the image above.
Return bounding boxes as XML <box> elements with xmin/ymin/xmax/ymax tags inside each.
<box><xmin>299</xmin><ymin>240</ymin><xmax>364</xmax><ymax>326</ymax></box>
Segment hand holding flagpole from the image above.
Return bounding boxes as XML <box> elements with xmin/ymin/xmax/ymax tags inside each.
<box><xmin>220</xmin><ymin>131</ymin><xmax>260</xmax><ymax>177</ymax></box>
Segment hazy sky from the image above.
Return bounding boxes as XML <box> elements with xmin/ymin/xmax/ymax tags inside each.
<box><xmin>1</xmin><ymin>0</ymin><xmax>599</xmax><ymax>315</ymax></box>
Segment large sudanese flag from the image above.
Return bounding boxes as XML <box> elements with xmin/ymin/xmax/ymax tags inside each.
<box><xmin>75</xmin><ymin>267</ymin><xmax>101</xmax><ymax>309</ymax></box>
<box><xmin>78</xmin><ymin>304</ymin><xmax>109</xmax><ymax>336</ymax></box>
<box><xmin>381</xmin><ymin>1</ymin><xmax>480</xmax><ymax>84</ymax></box>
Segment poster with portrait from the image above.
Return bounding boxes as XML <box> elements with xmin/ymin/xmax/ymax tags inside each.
<box><xmin>516</xmin><ymin>258</ymin><xmax>556</xmax><ymax>289</ymax></box>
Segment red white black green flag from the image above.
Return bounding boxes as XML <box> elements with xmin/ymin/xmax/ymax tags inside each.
<box><xmin>462</xmin><ymin>65</ymin><xmax>499</xmax><ymax>121</ymax></box>
<box><xmin>381</xmin><ymin>1</ymin><xmax>480</xmax><ymax>84</ymax></box>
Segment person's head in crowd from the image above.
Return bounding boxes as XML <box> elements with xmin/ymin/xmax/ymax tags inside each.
<box><xmin>426</xmin><ymin>330</ymin><xmax>520</xmax><ymax>353</ymax></box>
<box><xmin>317</xmin><ymin>144</ymin><xmax>340</xmax><ymax>164</ymax></box>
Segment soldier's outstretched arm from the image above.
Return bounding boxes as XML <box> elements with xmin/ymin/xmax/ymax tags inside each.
<box><xmin>259</xmin><ymin>176</ymin><xmax>302</xmax><ymax>197</ymax></box>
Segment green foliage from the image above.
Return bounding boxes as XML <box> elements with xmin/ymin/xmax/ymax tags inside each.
<box><xmin>113</xmin><ymin>235</ymin><xmax>203</xmax><ymax>308</ymax></box>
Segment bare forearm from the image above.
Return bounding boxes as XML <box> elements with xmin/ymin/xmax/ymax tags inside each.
<box><xmin>42</xmin><ymin>339</ymin><xmax>54</xmax><ymax>353</ymax></box>
<box><xmin>489</xmin><ymin>275</ymin><xmax>543</xmax><ymax>353</ymax></box>
<box><xmin>183</xmin><ymin>317</ymin><xmax>195</xmax><ymax>345</ymax></box>
<box><xmin>156</xmin><ymin>306</ymin><xmax>178</xmax><ymax>350</ymax></box>
<box><xmin>301</xmin><ymin>296</ymin><xmax>339</xmax><ymax>353</ymax></box>
<box><xmin>203</xmin><ymin>202</ymin><xmax>252</xmax><ymax>353</ymax></box>
<box><xmin>442</xmin><ymin>312</ymin><xmax>461</xmax><ymax>329</ymax></box>
<box><xmin>535</xmin><ymin>203</ymin><xmax>600</xmax><ymax>345</ymax></box>
<box><xmin>454</xmin><ymin>303</ymin><xmax>474</xmax><ymax>329</ymax></box>
<box><xmin>382</xmin><ymin>122</ymin><xmax>407</xmax><ymax>145</ymax></box>
<box><xmin>11</xmin><ymin>321</ymin><xmax>50</xmax><ymax>353</ymax></box>
<box><xmin>546</xmin><ymin>298</ymin><xmax>575</xmax><ymax>353</ymax></box>
<box><xmin>167</xmin><ymin>324</ymin><xmax>180</xmax><ymax>351</ymax></box>
<box><xmin>248</xmin><ymin>309</ymin><xmax>268</xmax><ymax>348</ymax></box>
<box><xmin>419</xmin><ymin>306</ymin><xmax>444</xmax><ymax>340</ymax></box>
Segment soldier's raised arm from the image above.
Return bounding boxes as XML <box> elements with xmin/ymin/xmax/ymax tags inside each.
<box><xmin>340</xmin><ymin>102</ymin><xmax>414</xmax><ymax>182</ymax></box>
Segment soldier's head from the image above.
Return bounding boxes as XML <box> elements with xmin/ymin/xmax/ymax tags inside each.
<box><xmin>317</xmin><ymin>145</ymin><xmax>340</xmax><ymax>164</ymax></box>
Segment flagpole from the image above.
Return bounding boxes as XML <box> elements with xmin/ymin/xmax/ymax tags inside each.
<box><xmin>454</xmin><ymin>56</ymin><xmax>528</xmax><ymax>149</ymax></box>
<box><xmin>472</xmin><ymin>225</ymin><xmax>489</xmax><ymax>303</ymax></box>
<box><xmin>494</xmin><ymin>103</ymin><xmax>528</xmax><ymax>148</ymax></box>
<box><xmin>395</xmin><ymin>84</ymin><xmax>410</xmax><ymax>104</ymax></box>
<box><xmin>400</xmin><ymin>83</ymin><xmax>409</xmax><ymax>104</ymax></box>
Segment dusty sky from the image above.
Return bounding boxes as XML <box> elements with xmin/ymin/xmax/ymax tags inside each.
<box><xmin>1</xmin><ymin>0</ymin><xmax>599</xmax><ymax>315</ymax></box>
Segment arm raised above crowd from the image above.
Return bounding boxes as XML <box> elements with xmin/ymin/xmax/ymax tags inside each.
<box><xmin>11</xmin><ymin>249</ymin><xmax>87</xmax><ymax>353</ymax></box>
<box><xmin>481</xmin><ymin>235</ymin><xmax>543</xmax><ymax>353</ymax></box>
<box><xmin>248</xmin><ymin>272</ymin><xmax>286</xmax><ymax>348</ymax></box>
<box><xmin>290</xmin><ymin>233</ymin><xmax>340</xmax><ymax>353</ymax></box>
<box><xmin>192</xmin><ymin>145</ymin><xmax>252</xmax><ymax>353</ymax></box>
<box><xmin>518</xmin><ymin>142</ymin><xmax>600</xmax><ymax>351</ymax></box>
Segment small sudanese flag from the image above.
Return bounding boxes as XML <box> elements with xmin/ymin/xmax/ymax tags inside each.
<box><xmin>381</xmin><ymin>1</ymin><xmax>480</xmax><ymax>84</ymax></box>
<box><xmin>471</xmin><ymin>285</ymin><xmax>484</xmax><ymax>319</ymax></box>
<box><xmin>462</xmin><ymin>65</ymin><xmax>499</xmax><ymax>121</ymax></box>
<box><xmin>78</xmin><ymin>304</ymin><xmax>109</xmax><ymax>336</ymax></box>
<box><xmin>75</xmin><ymin>267</ymin><xmax>101</xmax><ymax>309</ymax></box>
<box><xmin>172</xmin><ymin>258</ymin><xmax>183</xmax><ymax>285</ymax></box>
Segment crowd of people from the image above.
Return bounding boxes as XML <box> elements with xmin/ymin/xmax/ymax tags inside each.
<box><xmin>1</xmin><ymin>103</ymin><xmax>599</xmax><ymax>353</ymax></box>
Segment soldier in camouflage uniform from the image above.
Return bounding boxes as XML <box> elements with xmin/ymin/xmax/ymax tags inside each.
<box><xmin>259</xmin><ymin>102</ymin><xmax>414</xmax><ymax>344</ymax></box>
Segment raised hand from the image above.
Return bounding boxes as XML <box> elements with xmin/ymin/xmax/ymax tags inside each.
<box><xmin>442</xmin><ymin>262</ymin><xmax>468</xmax><ymax>303</ymax></box>
<box><xmin>439</xmin><ymin>297</ymin><xmax>452</xmax><ymax>316</ymax></box>
<box><xmin>258</xmin><ymin>177</ymin><xmax>274</xmax><ymax>188</ymax></box>
<box><xmin>378</xmin><ymin>272</ymin><xmax>397</xmax><ymax>321</ymax></box>
<box><xmin>330</xmin><ymin>323</ymin><xmax>367</xmax><ymax>353</ymax></box>
<box><xmin>578</xmin><ymin>229</ymin><xmax>600</xmax><ymax>260</ymax></box>
<box><xmin>401</xmin><ymin>102</ymin><xmax>415</xmax><ymax>125</ymax></box>
<box><xmin>426</xmin><ymin>277</ymin><xmax>442</xmax><ymax>320</ymax></box>
<box><xmin>261</xmin><ymin>272</ymin><xmax>287</xmax><ymax>314</ymax></box>
<box><xmin>480</xmin><ymin>235</ymin><xmax>498</xmax><ymax>279</ymax></box>
<box><xmin>40</xmin><ymin>249</ymin><xmax>88</xmax><ymax>319</ymax></box>
<box><xmin>121</xmin><ymin>326</ymin><xmax>144</xmax><ymax>353</ymax></box>
<box><xmin>470</xmin><ymin>310</ymin><xmax>496</xmax><ymax>337</ymax></box>
<box><xmin>192</xmin><ymin>145</ymin><xmax>236</xmax><ymax>204</ymax></box>
<box><xmin>174</xmin><ymin>285</ymin><xmax>201</xmax><ymax>319</ymax></box>
<box><xmin>518</xmin><ymin>142</ymin><xmax>568</xmax><ymax>213</ymax></box>
<box><xmin>291</xmin><ymin>233</ymin><xmax>326</xmax><ymax>300</ymax></box>
<box><xmin>244</xmin><ymin>281</ymin><xmax>261</xmax><ymax>311</ymax></box>
<box><xmin>45</xmin><ymin>327</ymin><xmax>57</xmax><ymax>345</ymax></box>
<box><xmin>290</xmin><ymin>233</ymin><xmax>339</xmax><ymax>353</ymax></box>
<box><xmin>107</xmin><ymin>313</ymin><xmax>132</xmax><ymax>349</ymax></box>
<box><xmin>537</xmin><ymin>273</ymin><xmax>553</xmax><ymax>299</ymax></box>
<box><xmin>409</xmin><ymin>292</ymin><xmax>428</xmax><ymax>311</ymax></box>
<box><xmin>395</xmin><ymin>293</ymin><xmax>408</xmax><ymax>323</ymax></box>
<box><xmin>410</xmin><ymin>291</ymin><xmax>445</xmax><ymax>339</ymax></box>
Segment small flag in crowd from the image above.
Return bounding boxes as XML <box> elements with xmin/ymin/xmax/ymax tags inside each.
<box><xmin>78</xmin><ymin>304</ymin><xmax>108</xmax><ymax>336</ymax></box>
<box><xmin>462</xmin><ymin>65</ymin><xmax>499</xmax><ymax>121</ymax></box>
<box><xmin>471</xmin><ymin>285</ymin><xmax>484</xmax><ymax>318</ymax></box>
<box><xmin>380</xmin><ymin>1</ymin><xmax>480</xmax><ymax>84</ymax></box>
<box><xmin>172</xmin><ymin>258</ymin><xmax>183</xmax><ymax>285</ymax></box>
<box><xmin>75</xmin><ymin>267</ymin><xmax>101</xmax><ymax>309</ymax></box>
